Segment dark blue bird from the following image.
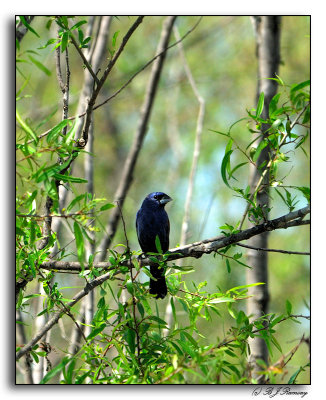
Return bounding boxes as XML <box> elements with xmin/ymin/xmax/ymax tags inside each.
<box><xmin>136</xmin><ymin>192</ymin><xmax>172</xmax><ymax>299</ymax></box>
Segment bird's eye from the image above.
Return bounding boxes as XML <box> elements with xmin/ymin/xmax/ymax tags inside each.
<box><xmin>153</xmin><ymin>195</ymin><xmax>158</xmax><ymax>200</ymax></box>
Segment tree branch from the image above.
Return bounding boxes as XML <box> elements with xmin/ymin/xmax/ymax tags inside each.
<box><xmin>236</xmin><ymin>243</ymin><xmax>310</xmax><ymax>255</ymax></box>
<box><xmin>69</xmin><ymin>32</ymin><xmax>99</xmax><ymax>84</ymax></box>
<box><xmin>78</xmin><ymin>16</ymin><xmax>144</xmax><ymax>148</ymax></box>
<box><xmin>40</xmin><ymin>205</ymin><xmax>309</xmax><ymax>273</ymax></box>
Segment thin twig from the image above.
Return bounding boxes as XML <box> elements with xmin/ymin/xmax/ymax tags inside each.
<box><xmin>55</xmin><ymin>45</ymin><xmax>65</xmax><ymax>92</ymax></box>
<box><xmin>237</xmin><ymin>242</ymin><xmax>310</xmax><ymax>255</ymax></box>
<box><xmin>117</xmin><ymin>200</ymin><xmax>130</xmax><ymax>253</ymax></box>
<box><xmin>67</xmin><ymin>26</ymin><xmax>99</xmax><ymax>84</ymax></box>
<box><xmin>79</xmin><ymin>16</ymin><xmax>145</xmax><ymax>148</ymax></box>
<box><xmin>16</xmin><ymin>212</ymin><xmax>93</xmax><ymax>219</ymax></box>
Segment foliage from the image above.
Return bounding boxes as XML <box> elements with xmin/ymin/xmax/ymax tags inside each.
<box><xmin>31</xmin><ymin>277</ymin><xmax>303</xmax><ymax>384</ymax></box>
<box><xmin>16</xmin><ymin>16</ymin><xmax>310</xmax><ymax>385</ymax></box>
<box><xmin>212</xmin><ymin>76</ymin><xmax>310</xmax><ymax>225</ymax></box>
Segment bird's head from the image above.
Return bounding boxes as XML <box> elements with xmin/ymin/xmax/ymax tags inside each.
<box><xmin>143</xmin><ymin>192</ymin><xmax>172</xmax><ymax>208</ymax></box>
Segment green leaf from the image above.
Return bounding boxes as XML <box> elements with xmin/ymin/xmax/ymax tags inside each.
<box><xmin>61</xmin><ymin>31</ymin><xmax>70</xmax><ymax>52</ymax></box>
<box><xmin>269</xmin><ymin>92</ymin><xmax>281</xmax><ymax>118</ymax></box>
<box><xmin>228</xmin><ymin>117</ymin><xmax>249</xmax><ymax>134</ymax></box>
<box><xmin>227</xmin><ymin>282</ymin><xmax>265</xmax><ymax>294</ymax></box>
<box><xmin>209</xmin><ymin>129</ymin><xmax>229</xmax><ymax>137</ymax></box>
<box><xmin>73</xmin><ymin>221</ymin><xmax>84</xmax><ymax>265</ymax></box>
<box><xmin>112</xmin><ymin>30</ymin><xmax>120</xmax><ymax>47</ymax></box>
<box><xmin>24</xmin><ymin>189</ymin><xmax>38</xmax><ymax>210</ymax></box>
<box><xmin>271</xmin><ymin>334</ymin><xmax>282</xmax><ymax>353</ymax></box>
<box><xmin>19</xmin><ymin>16</ymin><xmax>40</xmax><ymax>38</ymax></box>
<box><xmin>177</xmin><ymin>339</ymin><xmax>196</xmax><ymax>359</ymax></box>
<box><xmin>147</xmin><ymin>315</ymin><xmax>168</xmax><ymax>326</ymax></box>
<box><xmin>100</xmin><ymin>203</ymin><xmax>115</xmax><ymax>211</ymax></box>
<box><xmin>63</xmin><ymin>358</ymin><xmax>76</xmax><ymax>384</ymax></box>
<box><xmin>252</xmin><ymin>139</ymin><xmax>268</xmax><ymax>162</ymax></box>
<box><xmin>46</xmin><ymin>119</ymin><xmax>71</xmax><ymax>144</ymax></box>
<box><xmin>229</xmin><ymin>162</ymin><xmax>248</xmax><ymax>180</ymax></box>
<box><xmin>170</xmin><ymin>297</ymin><xmax>177</xmax><ymax>323</ymax></box>
<box><xmin>169</xmin><ymin>341</ymin><xmax>184</xmax><ymax>356</ymax></box>
<box><xmin>87</xmin><ymin>322</ymin><xmax>106</xmax><ymax>340</ymax></box>
<box><xmin>70</xmin><ymin>20</ymin><xmax>87</xmax><ymax>31</ymax></box>
<box><xmin>256</xmin><ymin>92</ymin><xmax>265</xmax><ymax>117</ymax></box>
<box><xmin>136</xmin><ymin>302</ymin><xmax>145</xmax><ymax>318</ymax></box>
<box><xmin>66</xmin><ymin>193</ymin><xmax>86</xmax><ymax>212</ymax></box>
<box><xmin>63</xmin><ymin>117</ymin><xmax>79</xmax><ymax>145</ymax></box>
<box><xmin>225</xmin><ymin>139</ymin><xmax>233</xmax><ymax>176</ymax></box>
<box><xmin>81</xmin><ymin>37</ymin><xmax>91</xmax><ymax>47</ymax></box>
<box><xmin>40</xmin><ymin>357</ymin><xmax>70</xmax><ymax>384</ymax></box>
<box><xmin>155</xmin><ymin>235</ymin><xmax>163</xmax><ymax>253</ymax></box>
<box><xmin>295</xmin><ymin>186</ymin><xmax>310</xmax><ymax>202</ymax></box>
<box><xmin>16</xmin><ymin>110</ymin><xmax>38</xmax><ymax>143</ymax></box>
<box><xmin>124</xmin><ymin>328</ymin><xmax>136</xmax><ymax>354</ymax></box>
<box><xmin>182</xmin><ymin>331</ymin><xmax>199</xmax><ymax>348</ymax></box>
<box><xmin>290</xmin><ymin>80</ymin><xmax>310</xmax><ymax>94</ymax></box>
<box><xmin>287</xmin><ymin>363</ymin><xmax>309</xmax><ymax>384</ymax></box>
<box><xmin>53</xmin><ymin>173</ymin><xmax>88</xmax><ymax>183</ymax></box>
<box><xmin>221</xmin><ymin>150</ymin><xmax>233</xmax><ymax>188</ymax></box>
<box><xmin>38</xmin><ymin>38</ymin><xmax>58</xmax><ymax>50</ymax></box>
<box><xmin>209</xmin><ymin>296</ymin><xmax>235</xmax><ymax>304</ymax></box>
<box><xmin>226</xmin><ymin>259</ymin><xmax>231</xmax><ymax>273</ymax></box>
<box><xmin>28</xmin><ymin>55</ymin><xmax>51</xmax><ymax>76</ymax></box>
<box><xmin>270</xmin><ymin>118</ymin><xmax>284</xmax><ymax>132</ymax></box>
<box><xmin>286</xmin><ymin>299</ymin><xmax>292</xmax><ymax>315</ymax></box>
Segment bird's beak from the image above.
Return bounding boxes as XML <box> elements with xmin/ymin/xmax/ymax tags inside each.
<box><xmin>160</xmin><ymin>195</ymin><xmax>172</xmax><ymax>205</ymax></box>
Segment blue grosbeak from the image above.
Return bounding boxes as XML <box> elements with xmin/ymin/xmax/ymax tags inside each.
<box><xmin>136</xmin><ymin>192</ymin><xmax>172</xmax><ymax>299</ymax></box>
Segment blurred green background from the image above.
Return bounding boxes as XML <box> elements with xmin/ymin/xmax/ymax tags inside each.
<box><xmin>16</xmin><ymin>16</ymin><xmax>310</xmax><ymax>383</ymax></box>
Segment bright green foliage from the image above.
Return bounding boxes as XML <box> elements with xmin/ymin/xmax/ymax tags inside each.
<box><xmin>214</xmin><ymin>77</ymin><xmax>310</xmax><ymax>224</ymax></box>
<box><xmin>32</xmin><ymin>270</ymin><xmax>299</xmax><ymax>384</ymax></box>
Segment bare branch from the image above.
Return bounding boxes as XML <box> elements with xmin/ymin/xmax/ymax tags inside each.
<box><xmin>79</xmin><ymin>16</ymin><xmax>144</xmax><ymax>148</ymax></box>
<box><xmin>69</xmin><ymin>33</ymin><xmax>99</xmax><ymax>84</ymax></box>
<box><xmin>55</xmin><ymin>45</ymin><xmax>65</xmax><ymax>92</ymax></box>
<box><xmin>237</xmin><ymin>243</ymin><xmax>310</xmax><ymax>255</ymax></box>
<box><xmin>36</xmin><ymin>43</ymin><xmax>71</xmax><ymax>252</ymax></box>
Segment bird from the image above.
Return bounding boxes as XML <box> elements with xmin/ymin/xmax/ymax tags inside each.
<box><xmin>136</xmin><ymin>192</ymin><xmax>172</xmax><ymax>299</ymax></box>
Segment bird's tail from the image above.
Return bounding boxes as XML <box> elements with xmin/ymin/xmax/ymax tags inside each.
<box><xmin>150</xmin><ymin>265</ymin><xmax>167</xmax><ymax>299</ymax></box>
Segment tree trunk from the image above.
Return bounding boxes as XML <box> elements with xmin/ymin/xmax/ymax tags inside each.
<box><xmin>247</xmin><ymin>16</ymin><xmax>281</xmax><ymax>381</ymax></box>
